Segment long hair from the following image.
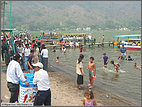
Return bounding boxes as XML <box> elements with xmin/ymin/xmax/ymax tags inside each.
<box><xmin>84</xmin><ymin>90</ymin><xmax>94</xmax><ymax>99</ymax></box>
<box><xmin>78</xmin><ymin>54</ymin><xmax>84</xmax><ymax>64</ymax></box>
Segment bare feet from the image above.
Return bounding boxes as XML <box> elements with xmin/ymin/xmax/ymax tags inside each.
<box><xmin>89</xmin><ymin>85</ymin><xmax>93</xmax><ymax>89</ymax></box>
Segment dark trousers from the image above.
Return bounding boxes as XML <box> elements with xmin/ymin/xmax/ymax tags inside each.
<box><xmin>7</xmin><ymin>82</ymin><xmax>19</xmax><ymax>103</ymax></box>
<box><xmin>42</xmin><ymin>57</ymin><xmax>48</xmax><ymax>71</ymax></box>
<box><xmin>34</xmin><ymin>89</ymin><xmax>51</xmax><ymax>106</ymax></box>
<box><xmin>2</xmin><ymin>51</ymin><xmax>5</xmax><ymax>61</ymax></box>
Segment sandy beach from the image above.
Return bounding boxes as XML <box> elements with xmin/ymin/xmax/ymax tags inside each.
<box><xmin>1</xmin><ymin>64</ymin><xmax>138</xmax><ymax>106</ymax></box>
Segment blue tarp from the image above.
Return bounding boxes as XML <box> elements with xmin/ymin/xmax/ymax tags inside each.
<box><xmin>114</xmin><ymin>34</ymin><xmax>141</xmax><ymax>38</ymax></box>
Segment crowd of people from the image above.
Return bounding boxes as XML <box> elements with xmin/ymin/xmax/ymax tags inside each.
<box><xmin>1</xmin><ymin>32</ymin><xmax>141</xmax><ymax>106</ymax></box>
<box><xmin>1</xmin><ymin>32</ymin><xmax>51</xmax><ymax>106</ymax></box>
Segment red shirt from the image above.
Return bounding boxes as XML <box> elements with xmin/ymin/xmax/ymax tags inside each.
<box><xmin>31</xmin><ymin>43</ymin><xmax>35</xmax><ymax>48</ymax></box>
<box><xmin>80</xmin><ymin>47</ymin><xmax>83</xmax><ymax>52</ymax></box>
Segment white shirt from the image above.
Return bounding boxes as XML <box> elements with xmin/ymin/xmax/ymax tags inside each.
<box><xmin>76</xmin><ymin>42</ymin><xmax>79</xmax><ymax>45</ymax></box>
<box><xmin>7</xmin><ymin>60</ymin><xmax>26</xmax><ymax>84</ymax></box>
<box><xmin>88</xmin><ymin>35</ymin><xmax>92</xmax><ymax>40</ymax></box>
<box><xmin>41</xmin><ymin>49</ymin><xmax>48</xmax><ymax>58</ymax></box>
<box><xmin>23</xmin><ymin>47</ymin><xmax>30</xmax><ymax>57</ymax></box>
<box><xmin>70</xmin><ymin>42</ymin><xmax>73</xmax><ymax>46</ymax></box>
<box><xmin>33</xmin><ymin>69</ymin><xmax>50</xmax><ymax>91</ymax></box>
<box><xmin>76</xmin><ymin>60</ymin><xmax>83</xmax><ymax>75</ymax></box>
<box><xmin>36</xmin><ymin>47</ymin><xmax>39</xmax><ymax>51</ymax></box>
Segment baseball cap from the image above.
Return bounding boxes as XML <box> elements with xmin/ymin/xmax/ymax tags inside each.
<box><xmin>32</xmin><ymin>62</ymin><xmax>43</xmax><ymax>68</ymax></box>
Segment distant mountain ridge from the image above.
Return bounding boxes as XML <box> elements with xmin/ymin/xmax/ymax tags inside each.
<box><xmin>1</xmin><ymin>1</ymin><xmax>141</xmax><ymax>30</ymax></box>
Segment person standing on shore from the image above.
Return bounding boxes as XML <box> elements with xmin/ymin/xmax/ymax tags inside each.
<box><xmin>33</xmin><ymin>44</ymin><xmax>40</xmax><ymax>63</ymax></box>
<box><xmin>76</xmin><ymin>54</ymin><xmax>84</xmax><ymax>89</ymax></box>
<box><xmin>22</xmin><ymin>44</ymin><xmax>31</xmax><ymax>72</ymax></box>
<box><xmin>31</xmin><ymin>40</ymin><xmax>35</xmax><ymax>49</ymax></box>
<box><xmin>7</xmin><ymin>53</ymin><xmax>30</xmax><ymax>103</ymax></box>
<box><xmin>27</xmin><ymin>49</ymin><xmax>35</xmax><ymax>73</ymax></box>
<box><xmin>33</xmin><ymin>62</ymin><xmax>51</xmax><ymax>106</ymax></box>
<box><xmin>87</xmin><ymin>57</ymin><xmax>96</xmax><ymax>89</ymax></box>
<box><xmin>41</xmin><ymin>45</ymin><xmax>48</xmax><ymax>71</ymax></box>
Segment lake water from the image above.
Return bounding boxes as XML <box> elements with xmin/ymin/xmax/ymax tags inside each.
<box><xmin>48</xmin><ymin>45</ymin><xmax>141</xmax><ymax>105</ymax></box>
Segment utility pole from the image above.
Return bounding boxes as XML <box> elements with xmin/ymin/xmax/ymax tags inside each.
<box><xmin>3</xmin><ymin>1</ymin><xmax>5</xmax><ymax>29</ymax></box>
<box><xmin>9</xmin><ymin>1</ymin><xmax>16</xmax><ymax>54</ymax></box>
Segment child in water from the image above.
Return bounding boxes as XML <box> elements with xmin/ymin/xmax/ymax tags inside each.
<box><xmin>87</xmin><ymin>57</ymin><xmax>96</xmax><ymax>89</ymax></box>
<box><xmin>110</xmin><ymin>61</ymin><xmax>120</xmax><ymax>72</ymax></box>
<box><xmin>134</xmin><ymin>63</ymin><xmax>141</xmax><ymax>70</ymax></box>
<box><xmin>76</xmin><ymin>54</ymin><xmax>84</xmax><ymax>89</ymax></box>
<box><xmin>82</xmin><ymin>90</ymin><xmax>97</xmax><ymax>106</ymax></box>
<box><xmin>126</xmin><ymin>56</ymin><xmax>134</xmax><ymax>61</ymax></box>
<box><xmin>80</xmin><ymin>45</ymin><xmax>83</xmax><ymax>54</ymax></box>
<box><xmin>53</xmin><ymin>49</ymin><xmax>57</xmax><ymax>52</ymax></box>
<box><xmin>62</xmin><ymin>46</ymin><xmax>66</xmax><ymax>54</ymax></box>
<box><xmin>56</xmin><ymin>57</ymin><xmax>60</xmax><ymax>63</ymax></box>
<box><xmin>103</xmin><ymin>53</ymin><xmax>109</xmax><ymax>68</ymax></box>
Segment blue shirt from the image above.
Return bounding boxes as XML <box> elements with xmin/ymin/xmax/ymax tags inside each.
<box><xmin>120</xmin><ymin>47</ymin><xmax>126</xmax><ymax>53</ymax></box>
<box><xmin>103</xmin><ymin>56</ymin><xmax>108</xmax><ymax>63</ymax></box>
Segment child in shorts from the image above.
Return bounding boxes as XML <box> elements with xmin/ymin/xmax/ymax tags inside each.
<box><xmin>87</xmin><ymin>57</ymin><xmax>96</xmax><ymax>89</ymax></box>
<box><xmin>110</xmin><ymin>60</ymin><xmax>120</xmax><ymax>72</ymax></box>
<box><xmin>103</xmin><ymin>53</ymin><xmax>109</xmax><ymax>68</ymax></box>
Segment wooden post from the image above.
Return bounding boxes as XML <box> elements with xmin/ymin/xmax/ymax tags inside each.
<box><xmin>113</xmin><ymin>42</ymin><xmax>114</xmax><ymax>47</ymax></box>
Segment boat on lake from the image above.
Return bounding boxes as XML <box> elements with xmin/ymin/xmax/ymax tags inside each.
<box><xmin>113</xmin><ymin>34</ymin><xmax>141</xmax><ymax>50</ymax></box>
<box><xmin>62</xmin><ymin>33</ymin><xmax>87</xmax><ymax>40</ymax></box>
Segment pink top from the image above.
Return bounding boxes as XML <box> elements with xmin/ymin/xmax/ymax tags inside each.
<box><xmin>102</xmin><ymin>36</ymin><xmax>104</xmax><ymax>39</ymax></box>
<box><xmin>85</xmin><ymin>98</ymin><xmax>94</xmax><ymax>106</ymax></box>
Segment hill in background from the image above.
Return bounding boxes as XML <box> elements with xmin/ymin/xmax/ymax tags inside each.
<box><xmin>1</xmin><ymin>1</ymin><xmax>141</xmax><ymax>31</ymax></box>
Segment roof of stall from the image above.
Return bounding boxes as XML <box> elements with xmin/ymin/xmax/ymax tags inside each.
<box><xmin>128</xmin><ymin>38</ymin><xmax>141</xmax><ymax>41</ymax></box>
<box><xmin>1</xmin><ymin>29</ymin><xmax>16</xmax><ymax>32</ymax></box>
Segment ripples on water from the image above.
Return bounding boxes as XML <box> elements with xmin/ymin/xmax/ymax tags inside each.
<box><xmin>48</xmin><ymin>46</ymin><xmax>141</xmax><ymax>105</ymax></box>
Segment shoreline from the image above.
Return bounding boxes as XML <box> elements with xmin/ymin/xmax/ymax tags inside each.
<box><xmin>1</xmin><ymin>65</ymin><xmax>139</xmax><ymax>106</ymax></box>
<box><xmin>48</xmin><ymin>68</ymin><xmax>138</xmax><ymax>106</ymax></box>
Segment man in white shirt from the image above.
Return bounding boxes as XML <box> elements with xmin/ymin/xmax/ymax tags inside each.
<box><xmin>7</xmin><ymin>53</ymin><xmax>30</xmax><ymax>103</ymax></box>
<box><xmin>41</xmin><ymin>45</ymin><xmax>48</xmax><ymax>71</ymax></box>
<box><xmin>22</xmin><ymin>44</ymin><xmax>31</xmax><ymax>72</ymax></box>
<box><xmin>33</xmin><ymin>62</ymin><xmax>51</xmax><ymax>106</ymax></box>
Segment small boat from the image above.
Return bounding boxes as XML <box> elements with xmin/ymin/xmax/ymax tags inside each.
<box><xmin>62</xmin><ymin>33</ymin><xmax>87</xmax><ymax>40</ymax></box>
<box><xmin>120</xmin><ymin>45</ymin><xmax>141</xmax><ymax>50</ymax></box>
<box><xmin>114</xmin><ymin>34</ymin><xmax>141</xmax><ymax>50</ymax></box>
